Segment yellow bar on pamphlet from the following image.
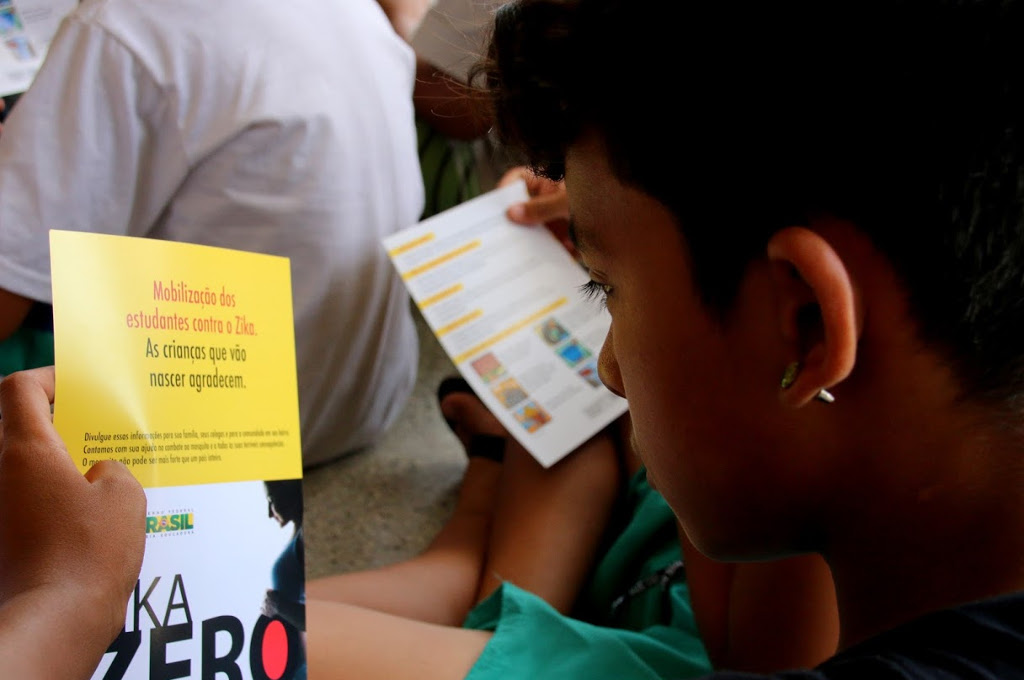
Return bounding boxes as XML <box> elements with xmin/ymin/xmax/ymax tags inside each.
<box><xmin>387</xmin><ymin>232</ymin><xmax>435</xmax><ymax>257</ymax></box>
<box><xmin>402</xmin><ymin>240</ymin><xmax>481</xmax><ymax>280</ymax></box>
<box><xmin>419</xmin><ymin>283</ymin><xmax>463</xmax><ymax>309</ymax></box>
<box><xmin>454</xmin><ymin>298</ymin><xmax>568</xmax><ymax>364</ymax></box>
<box><xmin>436</xmin><ymin>309</ymin><xmax>483</xmax><ymax>337</ymax></box>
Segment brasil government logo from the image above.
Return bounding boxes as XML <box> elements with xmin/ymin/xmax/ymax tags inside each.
<box><xmin>146</xmin><ymin>511</ymin><xmax>194</xmax><ymax>535</ymax></box>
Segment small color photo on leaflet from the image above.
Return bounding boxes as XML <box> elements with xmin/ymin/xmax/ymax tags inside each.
<box><xmin>471</xmin><ymin>352</ymin><xmax>507</xmax><ymax>383</ymax></box>
<box><xmin>492</xmin><ymin>377</ymin><xmax>529</xmax><ymax>409</ymax></box>
<box><xmin>0</xmin><ymin>6</ymin><xmax>21</xmax><ymax>34</ymax></box>
<box><xmin>513</xmin><ymin>400</ymin><xmax>552</xmax><ymax>433</ymax></box>
<box><xmin>557</xmin><ymin>339</ymin><xmax>592</xmax><ymax>368</ymax></box>
<box><xmin>537</xmin><ymin>317</ymin><xmax>570</xmax><ymax>346</ymax></box>
<box><xmin>577</xmin><ymin>360</ymin><xmax>602</xmax><ymax>388</ymax></box>
<box><xmin>5</xmin><ymin>35</ymin><xmax>33</xmax><ymax>59</ymax></box>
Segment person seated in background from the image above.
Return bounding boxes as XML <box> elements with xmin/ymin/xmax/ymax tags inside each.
<box><xmin>0</xmin><ymin>0</ymin><xmax>424</xmax><ymax>469</ymax></box>
<box><xmin>0</xmin><ymin>367</ymin><xmax>146</xmax><ymax>679</ymax></box>
<box><xmin>378</xmin><ymin>0</ymin><xmax>511</xmax><ymax>217</ymax></box>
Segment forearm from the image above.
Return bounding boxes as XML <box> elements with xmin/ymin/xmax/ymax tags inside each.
<box><xmin>307</xmin><ymin>599</ymin><xmax>490</xmax><ymax>680</ymax></box>
<box><xmin>376</xmin><ymin>0</ymin><xmax>431</xmax><ymax>42</ymax></box>
<box><xmin>0</xmin><ymin>586</ymin><xmax>123</xmax><ymax>680</ymax></box>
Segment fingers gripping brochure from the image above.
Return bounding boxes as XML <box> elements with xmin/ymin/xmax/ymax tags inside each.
<box><xmin>384</xmin><ymin>180</ymin><xmax>627</xmax><ymax>467</ymax></box>
<box><xmin>50</xmin><ymin>231</ymin><xmax>306</xmax><ymax>680</ymax></box>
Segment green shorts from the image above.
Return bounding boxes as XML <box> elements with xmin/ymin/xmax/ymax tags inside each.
<box><xmin>0</xmin><ymin>327</ymin><xmax>54</xmax><ymax>377</ymax></box>
<box><xmin>417</xmin><ymin>117</ymin><xmax>482</xmax><ymax>220</ymax></box>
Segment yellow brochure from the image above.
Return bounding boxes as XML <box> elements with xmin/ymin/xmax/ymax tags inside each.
<box><xmin>50</xmin><ymin>231</ymin><xmax>306</xmax><ymax>680</ymax></box>
<box><xmin>51</xmin><ymin>231</ymin><xmax>301</xmax><ymax>487</ymax></box>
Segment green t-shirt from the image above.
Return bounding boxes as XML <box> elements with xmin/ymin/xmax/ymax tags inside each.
<box><xmin>464</xmin><ymin>469</ymin><xmax>713</xmax><ymax>680</ymax></box>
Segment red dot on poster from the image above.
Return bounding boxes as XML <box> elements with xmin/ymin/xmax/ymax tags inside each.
<box><xmin>262</xmin><ymin>620</ymin><xmax>289</xmax><ymax>680</ymax></box>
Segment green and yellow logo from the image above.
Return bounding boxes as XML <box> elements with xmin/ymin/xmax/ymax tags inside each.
<box><xmin>146</xmin><ymin>512</ymin><xmax>194</xmax><ymax>534</ymax></box>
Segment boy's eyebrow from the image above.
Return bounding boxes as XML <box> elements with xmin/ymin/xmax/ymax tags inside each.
<box><xmin>568</xmin><ymin>217</ymin><xmax>594</xmax><ymax>255</ymax></box>
<box><xmin>569</xmin><ymin>218</ymin><xmax>606</xmax><ymax>260</ymax></box>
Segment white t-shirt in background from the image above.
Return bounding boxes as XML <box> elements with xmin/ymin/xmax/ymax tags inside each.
<box><xmin>0</xmin><ymin>0</ymin><xmax>424</xmax><ymax>467</ymax></box>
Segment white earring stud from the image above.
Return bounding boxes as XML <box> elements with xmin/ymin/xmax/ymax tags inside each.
<box><xmin>780</xmin><ymin>361</ymin><xmax>835</xmax><ymax>404</ymax></box>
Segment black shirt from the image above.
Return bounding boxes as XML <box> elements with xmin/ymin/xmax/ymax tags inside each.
<box><xmin>701</xmin><ymin>591</ymin><xmax>1024</xmax><ymax>680</ymax></box>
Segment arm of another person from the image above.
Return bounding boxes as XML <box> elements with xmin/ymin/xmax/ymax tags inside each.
<box><xmin>0</xmin><ymin>367</ymin><xmax>147</xmax><ymax>680</ymax></box>
<box><xmin>679</xmin><ymin>526</ymin><xmax>839</xmax><ymax>672</ymax></box>
<box><xmin>375</xmin><ymin>0</ymin><xmax>431</xmax><ymax>43</ymax></box>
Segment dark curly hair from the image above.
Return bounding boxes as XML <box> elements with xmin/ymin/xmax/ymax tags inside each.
<box><xmin>480</xmin><ymin>0</ymin><xmax>1024</xmax><ymax>406</ymax></box>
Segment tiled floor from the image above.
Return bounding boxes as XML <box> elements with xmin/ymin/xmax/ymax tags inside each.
<box><xmin>302</xmin><ymin>307</ymin><xmax>465</xmax><ymax>579</ymax></box>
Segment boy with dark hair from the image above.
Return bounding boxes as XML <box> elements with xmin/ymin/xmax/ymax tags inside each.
<box><xmin>479</xmin><ymin>0</ymin><xmax>1024</xmax><ymax>676</ymax></box>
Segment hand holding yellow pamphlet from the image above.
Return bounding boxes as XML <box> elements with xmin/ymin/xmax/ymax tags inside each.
<box><xmin>50</xmin><ymin>231</ymin><xmax>306</xmax><ymax>680</ymax></box>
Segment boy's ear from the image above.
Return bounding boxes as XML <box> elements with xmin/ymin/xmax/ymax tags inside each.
<box><xmin>766</xmin><ymin>227</ymin><xmax>860</xmax><ymax>408</ymax></box>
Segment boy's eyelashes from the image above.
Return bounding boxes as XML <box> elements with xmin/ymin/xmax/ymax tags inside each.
<box><xmin>579</xmin><ymin>279</ymin><xmax>612</xmax><ymax>308</ymax></box>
